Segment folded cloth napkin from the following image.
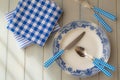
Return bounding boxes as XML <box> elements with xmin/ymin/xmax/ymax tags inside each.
<box><xmin>5</xmin><ymin>10</ymin><xmax>61</xmax><ymax>48</ymax></box>
<box><xmin>7</xmin><ymin>0</ymin><xmax>62</xmax><ymax>46</ymax></box>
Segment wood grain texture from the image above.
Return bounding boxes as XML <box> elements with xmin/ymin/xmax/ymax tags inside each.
<box><xmin>80</xmin><ymin>0</ymin><xmax>98</xmax><ymax>23</ymax></box>
<box><xmin>44</xmin><ymin>35</ymin><xmax>62</xmax><ymax>80</ymax></box>
<box><xmin>99</xmin><ymin>0</ymin><xmax>118</xmax><ymax>80</ymax></box>
<box><xmin>43</xmin><ymin>1</ymin><xmax>62</xmax><ymax>80</ymax></box>
<box><xmin>80</xmin><ymin>0</ymin><xmax>99</xmax><ymax>80</ymax></box>
<box><xmin>0</xmin><ymin>0</ymin><xmax>119</xmax><ymax>80</ymax></box>
<box><xmin>117</xmin><ymin>0</ymin><xmax>120</xmax><ymax>68</ymax></box>
<box><xmin>0</xmin><ymin>0</ymin><xmax>9</xmax><ymax>80</ymax></box>
<box><xmin>25</xmin><ymin>45</ymin><xmax>43</xmax><ymax>80</ymax></box>
<box><xmin>62</xmin><ymin>0</ymin><xmax>80</xmax><ymax>80</ymax></box>
<box><xmin>118</xmin><ymin>68</ymin><xmax>120</xmax><ymax>80</ymax></box>
<box><xmin>6</xmin><ymin>0</ymin><xmax>25</xmax><ymax>80</ymax></box>
<box><xmin>62</xmin><ymin>0</ymin><xmax>80</xmax><ymax>24</ymax></box>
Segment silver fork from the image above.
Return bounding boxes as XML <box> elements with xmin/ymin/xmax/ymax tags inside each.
<box><xmin>75</xmin><ymin>0</ymin><xmax>117</xmax><ymax>32</ymax></box>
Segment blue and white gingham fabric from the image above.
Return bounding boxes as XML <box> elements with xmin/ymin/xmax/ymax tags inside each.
<box><xmin>5</xmin><ymin>10</ymin><xmax>61</xmax><ymax>48</ymax></box>
<box><xmin>7</xmin><ymin>0</ymin><xmax>62</xmax><ymax>46</ymax></box>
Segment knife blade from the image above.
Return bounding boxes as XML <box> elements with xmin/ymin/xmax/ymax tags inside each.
<box><xmin>44</xmin><ymin>31</ymin><xmax>86</xmax><ymax>68</ymax></box>
<box><xmin>64</xmin><ymin>31</ymin><xmax>86</xmax><ymax>50</ymax></box>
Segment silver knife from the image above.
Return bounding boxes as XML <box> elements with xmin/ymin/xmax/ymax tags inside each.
<box><xmin>44</xmin><ymin>31</ymin><xmax>86</xmax><ymax>68</ymax></box>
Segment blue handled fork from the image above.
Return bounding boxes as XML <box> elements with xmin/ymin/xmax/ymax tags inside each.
<box><xmin>80</xmin><ymin>0</ymin><xmax>117</xmax><ymax>32</ymax></box>
<box><xmin>93</xmin><ymin>6</ymin><xmax>117</xmax><ymax>21</ymax></box>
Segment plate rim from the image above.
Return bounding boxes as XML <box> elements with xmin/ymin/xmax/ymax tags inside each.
<box><xmin>53</xmin><ymin>21</ymin><xmax>111</xmax><ymax>78</ymax></box>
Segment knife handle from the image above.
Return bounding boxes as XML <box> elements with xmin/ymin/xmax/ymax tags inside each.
<box><xmin>44</xmin><ymin>50</ymin><xmax>64</xmax><ymax>68</ymax></box>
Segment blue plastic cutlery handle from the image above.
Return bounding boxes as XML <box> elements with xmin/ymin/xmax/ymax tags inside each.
<box><xmin>94</xmin><ymin>13</ymin><xmax>112</xmax><ymax>32</ymax></box>
<box><xmin>44</xmin><ymin>49</ymin><xmax>64</xmax><ymax>68</ymax></box>
<box><xmin>94</xmin><ymin>58</ymin><xmax>115</xmax><ymax>71</ymax></box>
<box><xmin>93</xmin><ymin>59</ymin><xmax>112</xmax><ymax>77</ymax></box>
<box><xmin>93</xmin><ymin>6</ymin><xmax>117</xmax><ymax>21</ymax></box>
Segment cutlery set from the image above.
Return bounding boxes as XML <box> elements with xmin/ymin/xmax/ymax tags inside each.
<box><xmin>75</xmin><ymin>0</ymin><xmax>117</xmax><ymax>32</ymax></box>
<box><xmin>75</xmin><ymin>46</ymin><xmax>115</xmax><ymax>77</ymax></box>
<box><xmin>44</xmin><ymin>32</ymin><xmax>86</xmax><ymax>68</ymax></box>
<box><xmin>4</xmin><ymin>0</ymin><xmax>116</xmax><ymax>78</ymax></box>
<box><xmin>44</xmin><ymin>30</ymin><xmax>115</xmax><ymax>77</ymax></box>
<box><xmin>44</xmin><ymin>0</ymin><xmax>116</xmax><ymax>77</ymax></box>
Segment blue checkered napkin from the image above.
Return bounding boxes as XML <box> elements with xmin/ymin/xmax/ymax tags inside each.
<box><xmin>5</xmin><ymin>10</ymin><xmax>33</xmax><ymax>48</ymax></box>
<box><xmin>7</xmin><ymin>0</ymin><xmax>63</xmax><ymax>46</ymax></box>
<box><xmin>5</xmin><ymin>10</ymin><xmax>61</xmax><ymax>48</ymax></box>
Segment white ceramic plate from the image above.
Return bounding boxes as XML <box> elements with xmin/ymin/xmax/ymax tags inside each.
<box><xmin>53</xmin><ymin>21</ymin><xmax>110</xmax><ymax>78</ymax></box>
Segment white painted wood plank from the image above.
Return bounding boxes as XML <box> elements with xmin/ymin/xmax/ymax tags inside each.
<box><xmin>117</xmin><ymin>0</ymin><xmax>120</xmax><ymax>68</ymax></box>
<box><xmin>6</xmin><ymin>0</ymin><xmax>25</xmax><ymax>80</ymax></box>
<box><xmin>63</xmin><ymin>72</ymin><xmax>81</xmax><ymax>80</ymax></box>
<box><xmin>80</xmin><ymin>0</ymin><xmax>98</xmax><ymax>23</ymax></box>
<box><xmin>62</xmin><ymin>0</ymin><xmax>80</xmax><ymax>24</ymax></box>
<box><xmin>99</xmin><ymin>0</ymin><xmax>118</xmax><ymax>80</ymax></box>
<box><xmin>0</xmin><ymin>0</ymin><xmax>118</xmax><ymax>80</ymax></box>
<box><xmin>0</xmin><ymin>0</ymin><xmax>9</xmax><ymax>80</ymax></box>
<box><xmin>6</xmin><ymin>32</ymin><xmax>25</xmax><ymax>80</ymax></box>
<box><xmin>25</xmin><ymin>45</ymin><xmax>43</xmax><ymax>80</ymax></box>
<box><xmin>118</xmin><ymin>68</ymin><xmax>120</xmax><ymax>80</ymax></box>
<box><xmin>80</xmin><ymin>0</ymin><xmax>99</xmax><ymax>80</ymax></box>
<box><xmin>81</xmin><ymin>75</ymin><xmax>98</xmax><ymax>80</ymax></box>
<box><xmin>117</xmin><ymin>0</ymin><xmax>120</xmax><ymax>78</ymax></box>
<box><xmin>43</xmin><ymin>1</ymin><xmax>62</xmax><ymax>80</ymax></box>
<box><xmin>24</xmin><ymin>1</ymin><xmax>43</xmax><ymax>79</ymax></box>
<box><xmin>80</xmin><ymin>75</ymin><xmax>99</xmax><ymax>80</ymax></box>
<box><xmin>44</xmin><ymin>35</ymin><xmax>62</xmax><ymax>80</ymax></box>
<box><xmin>62</xmin><ymin>0</ymin><xmax>80</xmax><ymax>80</ymax></box>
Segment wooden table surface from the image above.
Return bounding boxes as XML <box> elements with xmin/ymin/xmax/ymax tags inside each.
<box><xmin>0</xmin><ymin>0</ymin><xmax>120</xmax><ymax>80</ymax></box>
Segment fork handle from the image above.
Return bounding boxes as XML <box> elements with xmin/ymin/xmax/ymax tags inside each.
<box><xmin>93</xmin><ymin>6</ymin><xmax>117</xmax><ymax>21</ymax></box>
<box><xmin>94</xmin><ymin>13</ymin><xmax>112</xmax><ymax>32</ymax></box>
<box><xmin>93</xmin><ymin>59</ymin><xmax>112</xmax><ymax>77</ymax></box>
<box><xmin>94</xmin><ymin>58</ymin><xmax>115</xmax><ymax>71</ymax></box>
